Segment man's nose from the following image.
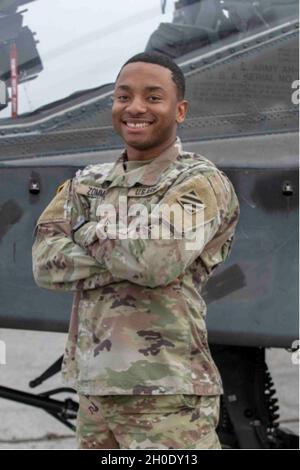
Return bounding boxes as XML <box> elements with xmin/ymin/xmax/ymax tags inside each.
<box><xmin>126</xmin><ymin>97</ymin><xmax>147</xmax><ymax>114</ymax></box>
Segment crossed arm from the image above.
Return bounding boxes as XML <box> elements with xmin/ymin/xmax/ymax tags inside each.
<box><xmin>33</xmin><ymin>175</ymin><xmax>224</xmax><ymax>291</ymax></box>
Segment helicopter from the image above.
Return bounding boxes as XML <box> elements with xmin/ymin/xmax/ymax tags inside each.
<box><xmin>0</xmin><ymin>0</ymin><xmax>299</xmax><ymax>448</ymax></box>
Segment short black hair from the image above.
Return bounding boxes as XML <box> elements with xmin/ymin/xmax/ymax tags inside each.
<box><xmin>117</xmin><ymin>52</ymin><xmax>185</xmax><ymax>100</ymax></box>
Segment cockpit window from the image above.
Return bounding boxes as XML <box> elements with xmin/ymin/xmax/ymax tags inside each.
<box><xmin>0</xmin><ymin>0</ymin><xmax>175</xmax><ymax>119</ymax></box>
<box><xmin>147</xmin><ymin>0</ymin><xmax>299</xmax><ymax>58</ymax></box>
<box><xmin>0</xmin><ymin>0</ymin><xmax>298</xmax><ymax>120</ymax></box>
<box><xmin>0</xmin><ymin>0</ymin><xmax>298</xmax><ymax>143</ymax></box>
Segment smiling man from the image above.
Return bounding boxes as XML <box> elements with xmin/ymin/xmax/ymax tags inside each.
<box><xmin>112</xmin><ymin>59</ymin><xmax>187</xmax><ymax>159</ymax></box>
<box><xmin>32</xmin><ymin>52</ymin><xmax>240</xmax><ymax>449</ymax></box>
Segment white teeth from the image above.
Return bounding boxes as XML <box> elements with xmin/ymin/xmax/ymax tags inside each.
<box><xmin>126</xmin><ymin>122</ymin><xmax>151</xmax><ymax>128</ymax></box>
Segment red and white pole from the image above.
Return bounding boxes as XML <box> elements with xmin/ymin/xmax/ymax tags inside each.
<box><xmin>10</xmin><ymin>42</ymin><xmax>18</xmax><ymax>118</ymax></box>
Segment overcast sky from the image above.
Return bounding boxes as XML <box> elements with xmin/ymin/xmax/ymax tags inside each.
<box><xmin>1</xmin><ymin>0</ymin><xmax>174</xmax><ymax>118</ymax></box>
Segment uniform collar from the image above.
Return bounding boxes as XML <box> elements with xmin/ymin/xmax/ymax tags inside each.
<box><xmin>103</xmin><ymin>137</ymin><xmax>182</xmax><ymax>188</ymax></box>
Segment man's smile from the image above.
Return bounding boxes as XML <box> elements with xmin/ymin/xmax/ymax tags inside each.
<box><xmin>122</xmin><ymin>119</ymin><xmax>155</xmax><ymax>131</ymax></box>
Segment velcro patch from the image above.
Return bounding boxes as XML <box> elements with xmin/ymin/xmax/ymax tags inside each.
<box><xmin>177</xmin><ymin>190</ymin><xmax>205</xmax><ymax>214</ymax></box>
<box><xmin>127</xmin><ymin>185</ymin><xmax>162</xmax><ymax>197</ymax></box>
<box><xmin>75</xmin><ymin>183</ymin><xmax>107</xmax><ymax>199</ymax></box>
<box><xmin>37</xmin><ymin>180</ymin><xmax>71</xmax><ymax>224</ymax></box>
<box><xmin>163</xmin><ymin>174</ymin><xmax>218</xmax><ymax>222</ymax></box>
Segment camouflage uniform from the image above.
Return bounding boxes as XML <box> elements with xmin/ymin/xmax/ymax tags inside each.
<box><xmin>32</xmin><ymin>137</ymin><xmax>239</xmax><ymax>448</ymax></box>
<box><xmin>76</xmin><ymin>394</ymin><xmax>221</xmax><ymax>449</ymax></box>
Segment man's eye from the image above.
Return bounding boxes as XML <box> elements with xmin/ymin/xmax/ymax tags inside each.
<box><xmin>117</xmin><ymin>95</ymin><xmax>129</xmax><ymax>101</ymax></box>
<box><xmin>148</xmin><ymin>96</ymin><xmax>161</xmax><ymax>102</ymax></box>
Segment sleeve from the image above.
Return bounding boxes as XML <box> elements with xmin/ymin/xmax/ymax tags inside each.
<box><xmin>32</xmin><ymin>179</ymin><xmax>121</xmax><ymax>291</ymax></box>
<box><xmin>74</xmin><ymin>172</ymin><xmax>233</xmax><ymax>288</ymax></box>
<box><xmin>199</xmin><ymin>171</ymin><xmax>240</xmax><ymax>276</ymax></box>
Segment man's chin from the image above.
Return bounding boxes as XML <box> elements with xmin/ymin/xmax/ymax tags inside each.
<box><xmin>123</xmin><ymin>137</ymin><xmax>157</xmax><ymax>151</ymax></box>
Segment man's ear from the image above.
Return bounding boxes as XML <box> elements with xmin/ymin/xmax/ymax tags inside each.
<box><xmin>176</xmin><ymin>100</ymin><xmax>188</xmax><ymax>124</ymax></box>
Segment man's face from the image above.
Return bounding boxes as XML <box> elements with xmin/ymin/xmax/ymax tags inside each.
<box><xmin>112</xmin><ymin>62</ymin><xmax>188</xmax><ymax>157</ymax></box>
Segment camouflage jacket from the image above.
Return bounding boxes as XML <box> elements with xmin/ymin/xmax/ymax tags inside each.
<box><xmin>32</xmin><ymin>138</ymin><xmax>240</xmax><ymax>396</ymax></box>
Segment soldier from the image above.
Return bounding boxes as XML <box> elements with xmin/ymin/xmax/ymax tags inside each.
<box><xmin>32</xmin><ymin>52</ymin><xmax>239</xmax><ymax>449</ymax></box>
